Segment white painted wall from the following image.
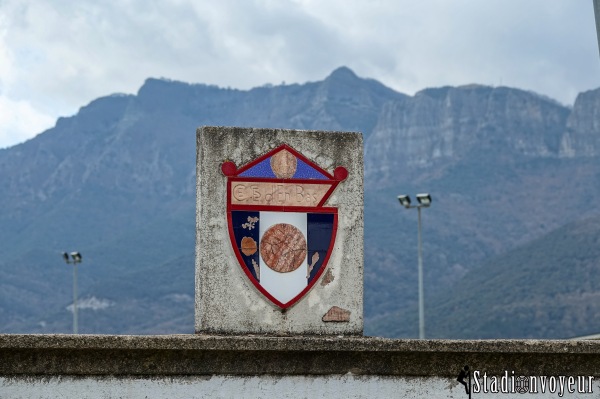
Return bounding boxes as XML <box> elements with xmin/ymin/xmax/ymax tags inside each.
<box><xmin>2</xmin><ymin>374</ymin><xmax>596</xmax><ymax>399</ymax></box>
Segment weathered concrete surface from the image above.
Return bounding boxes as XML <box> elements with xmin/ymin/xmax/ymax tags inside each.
<box><xmin>196</xmin><ymin>126</ymin><xmax>363</xmax><ymax>335</ymax></box>
<box><xmin>2</xmin><ymin>334</ymin><xmax>600</xmax><ymax>377</ymax></box>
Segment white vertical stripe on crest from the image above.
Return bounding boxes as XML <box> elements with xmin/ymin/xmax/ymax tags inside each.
<box><xmin>259</xmin><ymin>211</ymin><xmax>308</xmax><ymax>304</ymax></box>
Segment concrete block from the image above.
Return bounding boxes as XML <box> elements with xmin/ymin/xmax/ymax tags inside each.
<box><xmin>196</xmin><ymin>126</ymin><xmax>363</xmax><ymax>335</ymax></box>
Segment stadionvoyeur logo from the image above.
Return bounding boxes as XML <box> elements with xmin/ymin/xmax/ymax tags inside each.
<box><xmin>456</xmin><ymin>365</ymin><xmax>595</xmax><ymax>397</ymax></box>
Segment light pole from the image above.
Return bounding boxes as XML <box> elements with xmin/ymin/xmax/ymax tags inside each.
<box><xmin>62</xmin><ymin>251</ymin><xmax>82</xmax><ymax>334</ymax></box>
<box><xmin>397</xmin><ymin>193</ymin><xmax>432</xmax><ymax>339</ymax></box>
<box><xmin>594</xmin><ymin>0</ymin><xmax>600</xmax><ymax>58</ymax></box>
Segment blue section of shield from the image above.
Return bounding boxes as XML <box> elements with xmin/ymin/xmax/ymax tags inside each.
<box><xmin>238</xmin><ymin>155</ymin><xmax>329</xmax><ymax>180</ymax></box>
<box><xmin>307</xmin><ymin>213</ymin><xmax>335</xmax><ymax>283</ymax></box>
<box><xmin>231</xmin><ymin>210</ymin><xmax>260</xmax><ymax>281</ymax></box>
<box><xmin>239</xmin><ymin>158</ymin><xmax>277</xmax><ymax>178</ymax></box>
<box><xmin>293</xmin><ymin>159</ymin><xmax>328</xmax><ymax>180</ymax></box>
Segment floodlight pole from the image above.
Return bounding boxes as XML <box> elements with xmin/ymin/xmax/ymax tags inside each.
<box><xmin>397</xmin><ymin>194</ymin><xmax>431</xmax><ymax>339</ymax></box>
<box><xmin>62</xmin><ymin>252</ymin><xmax>82</xmax><ymax>334</ymax></box>
<box><xmin>417</xmin><ymin>206</ymin><xmax>424</xmax><ymax>340</ymax></box>
<box><xmin>73</xmin><ymin>262</ymin><xmax>78</xmax><ymax>334</ymax></box>
<box><xmin>594</xmin><ymin>0</ymin><xmax>600</xmax><ymax>58</ymax></box>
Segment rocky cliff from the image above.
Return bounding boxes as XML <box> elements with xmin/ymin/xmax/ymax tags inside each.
<box><xmin>561</xmin><ymin>88</ymin><xmax>600</xmax><ymax>157</ymax></box>
<box><xmin>365</xmin><ymin>85</ymin><xmax>572</xmax><ymax>186</ymax></box>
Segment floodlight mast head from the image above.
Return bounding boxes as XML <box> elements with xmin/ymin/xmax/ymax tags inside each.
<box><xmin>70</xmin><ymin>252</ymin><xmax>82</xmax><ymax>263</ymax></box>
<box><xmin>416</xmin><ymin>193</ymin><xmax>432</xmax><ymax>207</ymax></box>
<box><xmin>397</xmin><ymin>195</ymin><xmax>412</xmax><ymax>208</ymax></box>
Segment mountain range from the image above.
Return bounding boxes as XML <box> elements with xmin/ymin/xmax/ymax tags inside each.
<box><xmin>1</xmin><ymin>66</ymin><xmax>600</xmax><ymax>338</ymax></box>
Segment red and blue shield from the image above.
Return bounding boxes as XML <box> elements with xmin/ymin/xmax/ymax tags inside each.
<box><xmin>221</xmin><ymin>144</ymin><xmax>348</xmax><ymax>309</ymax></box>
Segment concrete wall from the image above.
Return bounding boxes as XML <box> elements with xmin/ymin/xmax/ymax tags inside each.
<box><xmin>2</xmin><ymin>334</ymin><xmax>600</xmax><ymax>398</ymax></box>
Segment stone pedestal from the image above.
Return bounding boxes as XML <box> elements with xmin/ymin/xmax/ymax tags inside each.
<box><xmin>195</xmin><ymin>126</ymin><xmax>363</xmax><ymax>335</ymax></box>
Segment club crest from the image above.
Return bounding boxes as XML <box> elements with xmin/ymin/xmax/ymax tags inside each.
<box><xmin>221</xmin><ymin>144</ymin><xmax>348</xmax><ymax>309</ymax></box>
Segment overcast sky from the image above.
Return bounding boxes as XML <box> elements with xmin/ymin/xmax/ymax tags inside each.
<box><xmin>0</xmin><ymin>0</ymin><xmax>599</xmax><ymax>149</ymax></box>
